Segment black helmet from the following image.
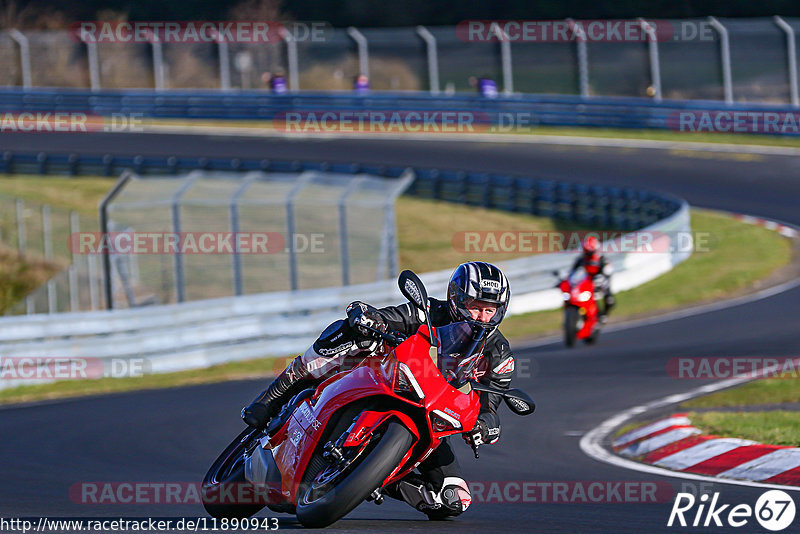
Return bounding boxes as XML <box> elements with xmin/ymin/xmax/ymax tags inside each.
<box><xmin>447</xmin><ymin>261</ymin><xmax>510</xmax><ymax>329</ymax></box>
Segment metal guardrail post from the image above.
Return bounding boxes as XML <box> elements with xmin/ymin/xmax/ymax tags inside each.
<box><xmin>415</xmin><ymin>26</ymin><xmax>440</xmax><ymax>94</ymax></box>
<box><xmin>347</xmin><ymin>27</ymin><xmax>369</xmax><ymax>78</ymax></box>
<box><xmin>282</xmin><ymin>28</ymin><xmax>299</xmax><ymax>91</ymax></box>
<box><xmin>489</xmin><ymin>23</ymin><xmax>513</xmax><ymax>95</ymax></box>
<box><xmin>285</xmin><ymin>172</ymin><xmax>313</xmax><ymax>291</ymax></box>
<box><xmin>638</xmin><ymin>18</ymin><xmax>662</xmax><ymax>101</ymax></box>
<box><xmin>229</xmin><ymin>172</ymin><xmax>259</xmax><ymax>296</ymax></box>
<box><xmin>774</xmin><ymin>16</ymin><xmax>799</xmax><ymax>107</ymax></box>
<box><xmin>42</xmin><ymin>205</ymin><xmax>56</xmax><ymax>313</ymax></box>
<box><xmin>69</xmin><ymin>211</ymin><xmax>80</xmax><ymax>312</ymax></box>
<box><xmin>147</xmin><ymin>30</ymin><xmax>166</xmax><ymax>91</ymax></box>
<box><xmin>99</xmin><ymin>169</ymin><xmax>135</xmax><ymax>310</ymax></box>
<box><xmin>170</xmin><ymin>171</ymin><xmax>202</xmax><ymax>303</ymax></box>
<box><xmin>567</xmin><ymin>19</ymin><xmax>590</xmax><ymax>97</ymax></box>
<box><xmin>8</xmin><ymin>29</ymin><xmax>31</xmax><ymax>88</ymax></box>
<box><xmin>708</xmin><ymin>17</ymin><xmax>733</xmax><ymax>105</ymax></box>
<box><xmin>82</xmin><ymin>36</ymin><xmax>101</xmax><ymax>91</ymax></box>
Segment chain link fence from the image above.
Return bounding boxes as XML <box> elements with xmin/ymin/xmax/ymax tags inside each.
<box><xmin>2</xmin><ymin>18</ymin><xmax>799</xmax><ymax>103</ymax></box>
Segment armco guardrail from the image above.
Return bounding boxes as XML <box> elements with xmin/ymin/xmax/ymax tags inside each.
<box><xmin>0</xmin><ymin>198</ymin><xmax>689</xmax><ymax>389</ymax></box>
<box><xmin>1</xmin><ymin>88</ymin><xmax>799</xmax><ymax>135</ymax></box>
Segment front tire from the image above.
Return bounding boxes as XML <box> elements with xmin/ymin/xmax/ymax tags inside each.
<box><xmin>564</xmin><ymin>306</ymin><xmax>578</xmax><ymax>347</ymax></box>
<box><xmin>296</xmin><ymin>421</ymin><xmax>414</xmax><ymax>528</ymax></box>
<box><xmin>202</xmin><ymin>428</ymin><xmax>266</xmax><ymax>519</ymax></box>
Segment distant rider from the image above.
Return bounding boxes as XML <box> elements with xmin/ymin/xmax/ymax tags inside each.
<box><xmin>241</xmin><ymin>261</ymin><xmax>515</xmax><ymax>520</ymax></box>
<box><xmin>570</xmin><ymin>235</ymin><xmax>615</xmax><ymax>321</ymax></box>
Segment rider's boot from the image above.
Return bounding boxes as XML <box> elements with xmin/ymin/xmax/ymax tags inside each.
<box><xmin>241</xmin><ymin>356</ymin><xmax>310</xmax><ymax>429</ymax></box>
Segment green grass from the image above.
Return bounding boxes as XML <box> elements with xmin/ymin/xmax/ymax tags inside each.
<box><xmin>0</xmin><ymin>177</ymin><xmax>793</xmax><ymax>404</ymax></box>
<box><xmin>688</xmin><ymin>411</ymin><xmax>800</xmax><ymax>447</ymax></box>
<box><xmin>146</xmin><ymin>118</ymin><xmax>800</xmax><ymax>148</ymax></box>
<box><xmin>682</xmin><ymin>373</ymin><xmax>800</xmax><ymax>409</ymax></box>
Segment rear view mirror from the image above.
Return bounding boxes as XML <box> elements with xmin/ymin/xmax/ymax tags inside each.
<box><xmin>398</xmin><ymin>270</ymin><xmax>428</xmax><ymax>311</ymax></box>
<box><xmin>503</xmin><ymin>389</ymin><xmax>535</xmax><ymax>416</ymax></box>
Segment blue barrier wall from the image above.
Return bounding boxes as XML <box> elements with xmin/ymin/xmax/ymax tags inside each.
<box><xmin>0</xmin><ymin>88</ymin><xmax>798</xmax><ymax>134</ymax></box>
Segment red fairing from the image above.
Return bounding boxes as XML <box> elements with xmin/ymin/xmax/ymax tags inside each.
<box><xmin>267</xmin><ymin>322</ymin><xmax>485</xmax><ymax>504</ymax></box>
<box><xmin>560</xmin><ymin>273</ymin><xmax>599</xmax><ymax>340</ymax></box>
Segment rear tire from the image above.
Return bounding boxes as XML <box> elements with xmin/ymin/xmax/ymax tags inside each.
<box><xmin>564</xmin><ymin>306</ymin><xmax>578</xmax><ymax>348</ymax></box>
<box><xmin>296</xmin><ymin>421</ymin><xmax>414</xmax><ymax>528</ymax></box>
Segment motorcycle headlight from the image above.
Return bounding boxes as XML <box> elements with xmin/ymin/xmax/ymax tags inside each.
<box><xmin>578</xmin><ymin>291</ymin><xmax>592</xmax><ymax>302</ymax></box>
<box><xmin>394</xmin><ymin>362</ymin><xmax>425</xmax><ymax>401</ymax></box>
<box><xmin>430</xmin><ymin>409</ymin><xmax>462</xmax><ymax>432</ymax></box>
<box><xmin>562</xmin><ymin>292</ymin><xmax>570</xmax><ymax>301</ymax></box>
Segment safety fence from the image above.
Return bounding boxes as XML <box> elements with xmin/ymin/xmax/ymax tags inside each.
<box><xmin>0</xmin><ymin>147</ymin><xmax>690</xmax><ymax>388</ymax></box>
<box><xmin>1</xmin><ymin>18</ymin><xmax>799</xmax><ymax>104</ymax></box>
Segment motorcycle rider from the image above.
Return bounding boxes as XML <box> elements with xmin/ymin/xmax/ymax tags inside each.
<box><xmin>241</xmin><ymin>261</ymin><xmax>515</xmax><ymax>520</ymax></box>
<box><xmin>569</xmin><ymin>235</ymin><xmax>615</xmax><ymax>321</ymax></box>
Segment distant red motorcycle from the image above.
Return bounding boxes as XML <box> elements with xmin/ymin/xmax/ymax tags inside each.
<box><xmin>555</xmin><ymin>268</ymin><xmax>601</xmax><ymax>347</ymax></box>
<box><xmin>202</xmin><ymin>270</ymin><xmax>535</xmax><ymax>528</ymax></box>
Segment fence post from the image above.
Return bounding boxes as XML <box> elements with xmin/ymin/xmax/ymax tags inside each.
<box><xmin>148</xmin><ymin>30</ymin><xmax>166</xmax><ymax>91</ymax></box>
<box><xmin>282</xmin><ymin>28</ymin><xmax>299</xmax><ymax>91</ymax></box>
<box><xmin>228</xmin><ymin>172</ymin><xmax>259</xmax><ymax>296</ymax></box>
<box><xmin>82</xmin><ymin>36</ymin><xmax>101</xmax><ymax>91</ymax></box>
<box><xmin>567</xmin><ymin>19</ymin><xmax>590</xmax><ymax>97</ymax></box>
<box><xmin>708</xmin><ymin>17</ymin><xmax>733</xmax><ymax>105</ymax></box>
<box><xmin>347</xmin><ymin>27</ymin><xmax>369</xmax><ymax>78</ymax></box>
<box><xmin>415</xmin><ymin>26</ymin><xmax>440</xmax><ymax>94</ymax></box>
<box><xmin>214</xmin><ymin>30</ymin><xmax>231</xmax><ymax>91</ymax></box>
<box><xmin>774</xmin><ymin>16</ymin><xmax>799</xmax><ymax>107</ymax></box>
<box><xmin>15</xmin><ymin>198</ymin><xmax>26</xmax><ymax>256</ymax></box>
<box><xmin>489</xmin><ymin>23</ymin><xmax>513</xmax><ymax>95</ymax></box>
<box><xmin>8</xmin><ymin>29</ymin><xmax>31</xmax><ymax>88</ymax></box>
<box><xmin>170</xmin><ymin>171</ymin><xmax>202</xmax><ymax>303</ymax></box>
<box><xmin>638</xmin><ymin>18</ymin><xmax>662</xmax><ymax>101</ymax></box>
<box><xmin>69</xmin><ymin>211</ymin><xmax>80</xmax><ymax>311</ymax></box>
<box><xmin>99</xmin><ymin>170</ymin><xmax>135</xmax><ymax>310</ymax></box>
<box><xmin>42</xmin><ymin>205</ymin><xmax>56</xmax><ymax>313</ymax></box>
<box><xmin>338</xmin><ymin>177</ymin><xmax>366</xmax><ymax>286</ymax></box>
<box><xmin>285</xmin><ymin>172</ymin><xmax>313</xmax><ymax>291</ymax></box>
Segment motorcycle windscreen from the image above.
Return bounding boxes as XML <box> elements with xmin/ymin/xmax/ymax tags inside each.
<box><xmin>437</xmin><ymin>321</ymin><xmax>487</xmax><ymax>389</ymax></box>
<box><xmin>568</xmin><ymin>267</ymin><xmax>588</xmax><ymax>286</ymax></box>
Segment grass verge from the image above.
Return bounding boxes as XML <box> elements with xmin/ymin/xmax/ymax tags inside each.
<box><xmin>688</xmin><ymin>411</ymin><xmax>800</xmax><ymax>447</ymax></box>
<box><xmin>0</xmin><ymin>179</ymin><xmax>793</xmax><ymax>404</ymax></box>
<box><xmin>145</xmin><ymin>119</ymin><xmax>800</xmax><ymax>149</ymax></box>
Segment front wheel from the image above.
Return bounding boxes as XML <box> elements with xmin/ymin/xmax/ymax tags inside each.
<box><xmin>296</xmin><ymin>420</ymin><xmax>414</xmax><ymax>528</ymax></box>
<box><xmin>202</xmin><ymin>428</ymin><xmax>266</xmax><ymax>519</ymax></box>
<box><xmin>564</xmin><ymin>306</ymin><xmax>578</xmax><ymax>347</ymax></box>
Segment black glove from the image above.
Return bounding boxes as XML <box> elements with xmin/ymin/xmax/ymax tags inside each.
<box><xmin>241</xmin><ymin>402</ymin><xmax>271</xmax><ymax>429</ymax></box>
<box><xmin>346</xmin><ymin>301</ymin><xmax>387</xmax><ymax>339</ymax></box>
<box><xmin>462</xmin><ymin>419</ymin><xmax>489</xmax><ymax>448</ymax></box>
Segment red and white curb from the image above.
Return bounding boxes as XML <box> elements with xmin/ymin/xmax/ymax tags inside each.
<box><xmin>614</xmin><ymin>413</ymin><xmax>800</xmax><ymax>486</ymax></box>
<box><xmin>732</xmin><ymin>214</ymin><xmax>798</xmax><ymax>238</ymax></box>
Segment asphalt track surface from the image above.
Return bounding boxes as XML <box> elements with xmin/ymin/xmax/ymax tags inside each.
<box><xmin>2</xmin><ymin>132</ymin><xmax>799</xmax><ymax>533</ymax></box>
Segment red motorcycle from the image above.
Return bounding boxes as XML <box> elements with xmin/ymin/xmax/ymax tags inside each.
<box><xmin>555</xmin><ymin>268</ymin><xmax>601</xmax><ymax>347</ymax></box>
<box><xmin>201</xmin><ymin>271</ymin><xmax>535</xmax><ymax>528</ymax></box>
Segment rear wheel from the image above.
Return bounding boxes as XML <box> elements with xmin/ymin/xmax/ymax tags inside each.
<box><xmin>202</xmin><ymin>429</ymin><xmax>266</xmax><ymax>519</ymax></box>
<box><xmin>296</xmin><ymin>420</ymin><xmax>414</xmax><ymax>528</ymax></box>
<box><xmin>564</xmin><ymin>306</ymin><xmax>578</xmax><ymax>347</ymax></box>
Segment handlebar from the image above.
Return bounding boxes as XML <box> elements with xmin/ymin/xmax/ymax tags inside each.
<box><xmin>359</xmin><ymin>324</ymin><xmax>406</xmax><ymax>347</ymax></box>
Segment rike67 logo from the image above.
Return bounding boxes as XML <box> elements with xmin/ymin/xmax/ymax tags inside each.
<box><xmin>668</xmin><ymin>490</ymin><xmax>796</xmax><ymax>531</ymax></box>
